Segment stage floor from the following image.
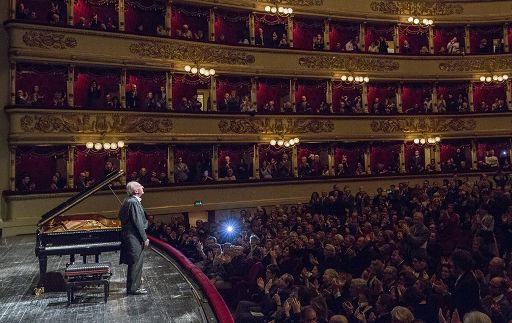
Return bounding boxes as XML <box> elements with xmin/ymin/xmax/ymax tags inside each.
<box><xmin>0</xmin><ymin>235</ymin><xmax>215</xmax><ymax>323</ymax></box>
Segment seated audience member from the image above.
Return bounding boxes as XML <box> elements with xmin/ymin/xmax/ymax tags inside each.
<box><xmin>313</xmin><ymin>34</ymin><xmax>324</xmax><ymax>50</ymax></box>
<box><xmin>156</xmin><ymin>25</ymin><xmax>167</xmax><ymax>36</ymax></box>
<box><xmin>271</xmin><ymin>32</ymin><xmax>279</xmax><ymax>48</ymax></box>
<box><xmin>237</xmin><ymin>158</ymin><xmax>251</xmax><ymax>180</ymax></box>
<box><xmin>296</xmin><ymin>95</ymin><xmax>312</xmax><ymax>113</ymax></box>
<box><xmin>137</xmin><ymin>167</ymin><xmax>150</xmax><ymax>185</ymax></box>
<box><xmin>195</xmin><ymin>30</ymin><xmax>206</xmax><ymax>42</ymax></box>
<box><xmin>49</xmin><ymin>13</ymin><xmax>60</xmax><ymax>25</ymax></box>
<box><xmin>220</xmin><ymin>168</ymin><xmax>237</xmax><ymax>181</ymax></box>
<box><xmin>149</xmin><ymin>171</ymin><xmax>161</xmax><ymax>185</ymax></box>
<box><xmin>105</xmin><ymin>93</ymin><xmax>120</xmax><ymax>109</ymax></box>
<box><xmin>29</xmin><ymin>85</ymin><xmax>44</xmax><ymax>106</ymax></box>
<box><xmin>125</xmin><ymin>84</ymin><xmax>139</xmax><ymax>109</ymax></box>
<box><xmin>255</xmin><ymin>28</ymin><xmax>264</xmax><ymax>46</ymax></box>
<box><xmin>426</xmin><ymin>159</ymin><xmax>437</xmax><ymax>172</ymax></box>
<box><xmin>190</xmin><ymin>94</ymin><xmax>202</xmax><ymax>112</ymax></box>
<box><xmin>278</xmin><ymin>34</ymin><xmax>288</xmax><ymax>48</ymax></box>
<box><xmin>437</xmin><ymin>94</ymin><xmax>447</xmax><ymax>113</ymax></box>
<box><xmin>282</xmin><ymin>101</ymin><xmax>294</xmax><ymax>113</ymax></box>
<box><xmin>240</xmin><ymin>96</ymin><xmax>255</xmax><ymax>112</ymax></box>
<box><xmin>52</xmin><ymin>91</ymin><xmax>66</xmax><ymax>107</ymax></box>
<box><xmin>483</xmin><ymin>149</ymin><xmax>499</xmax><ymax>169</ymax></box>
<box><xmin>175</xmin><ymin>157</ymin><xmax>190</xmax><ymax>183</ymax></box>
<box><xmin>368</xmin><ymin>41</ymin><xmax>379</xmax><ymax>53</ymax></box>
<box><xmin>419</xmin><ymin>45</ymin><xmax>429</xmax><ymax>55</ymax></box>
<box><xmin>17</xmin><ymin>173</ymin><xmax>35</xmax><ymax>192</ymax></box>
<box><xmin>438</xmin><ymin>46</ymin><xmax>447</xmax><ymax>54</ymax></box>
<box><xmin>218</xmin><ymin>93</ymin><xmax>230</xmax><ymax>112</ymax></box>
<box><xmin>298</xmin><ymin>156</ymin><xmax>312</xmax><ymax>178</ymax></box>
<box><xmin>200</xmin><ymin>170</ymin><xmax>214</xmax><ymax>183</ymax></box>
<box><xmin>478</xmin><ymin>38</ymin><xmax>491</xmax><ymax>54</ymax></box>
<box><xmin>373</xmin><ymin>98</ymin><xmax>383</xmax><ymax>114</ymax></box>
<box><xmin>87</xmin><ymin>80</ymin><xmax>101</xmax><ymax>108</ymax></box>
<box><xmin>345</xmin><ymin>38</ymin><xmax>356</xmax><ymax>52</ymax></box>
<box><xmin>90</xmin><ymin>13</ymin><xmax>101</xmax><ymax>29</ymax></box>
<box><xmin>263</xmin><ymin>100</ymin><xmax>276</xmax><ymax>113</ymax></box>
<box><xmin>179</xmin><ymin>97</ymin><xmax>191</xmax><ymax>111</ymax></box>
<box><xmin>238</xmin><ymin>33</ymin><xmax>250</xmax><ymax>45</ymax></box>
<box><xmin>75</xmin><ymin>17</ymin><xmax>87</xmax><ymax>28</ymax></box>
<box><xmin>156</xmin><ymin>86</ymin><xmax>167</xmax><ymax>109</ymax></box>
<box><xmin>401</xmin><ymin>39</ymin><xmax>411</xmax><ymax>54</ymax></box>
<box><xmin>493</xmin><ymin>38</ymin><xmax>504</xmax><ymax>53</ymax></box>
<box><xmin>180</xmin><ymin>24</ymin><xmax>193</xmax><ymax>39</ymax></box>
<box><xmin>15</xmin><ymin>90</ymin><xmax>28</xmax><ymax>105</ymax></box>
<box><xmin>144</xmin><ymin>92</ymin><xmax>157</xmax><ymax>110</ymax></box>
<box><xmin>447</xmin><ymin>37</ymin><xmax>460</xmax><ymax>54</ymax></box>
<box><xmin>16</xmin><ymin>3</ymin><xmax>28</xmax><ymax>19</ymax></box>
<box><xmin>157</xmin><ymin>172</ymin><xmax>168</xmax><ymax>185</ymax></box>
<box><xmin>278</xmin><ymin>154</ymin><xmax>292</xmax><ymax>178</ymax></box>
<box><xmin>378</xmin><ymin>36</ymin><xmax>389</xmax><ymax>54</ymax></box>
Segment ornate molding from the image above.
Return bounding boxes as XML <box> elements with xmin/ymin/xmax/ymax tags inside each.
<box><xmin>439</xmin><ymin>56</ymin><xmax>512</xmax><ymax>72</ymax></box>
<box><xmin>299</xmin><ymin>55</ymin><xmax>399</xmax><ymax>72</ymax></box>
<box><xmin>218</xmin><ymin>118</ymin><xmax>334</xmax><ymax>134</ymax></box>
<box><xmin>256</xmin><ymin>0</ymin><xmax>323</xmax><ymax>6</ymax></box>
<box><xmin>20</xmin><ymin>114</ymin><xmax>173</xmax><ymax>134</ymax></box>
<box><xmin>22</xmin><ymin>31</ymin><xmax>78</xmax><ymax>49</ymax></box>
<box><xmin>129</xmin><ymin>41</ymin><xmax>256</xmax><ymax>65</ymax></box>
<box><xmin>370</xmin><ymin>1</ymin><xmax>464</xmax><ymax>15</ymax></box>
<box><xmin>370</xmin><ymin>118</ymin><xmax>476</xmax><ymax>133</ymax></box>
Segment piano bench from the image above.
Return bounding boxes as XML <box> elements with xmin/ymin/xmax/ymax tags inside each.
<box><xmin>64</xmin><ymin>262</ymin><xmax>112</xmax><ymax>306</ymax></box>
<box><xmin>66</xmin><ymin>278</ymin><xmax>110</xmax><ymax>305</ymax></box>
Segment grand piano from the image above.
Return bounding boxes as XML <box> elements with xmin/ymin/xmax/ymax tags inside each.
<box><xmin>36</xmin><ymin>169</ymin><xmax>125</xmax><ymax>277</ymax></box>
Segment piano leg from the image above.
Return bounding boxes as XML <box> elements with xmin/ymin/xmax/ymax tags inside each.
<box><xmin>70</xmin><ymin>254</ymin><xmax>75</xmax><ymax>264</ymax></box>
<box><xmin>82</xmin><ymin>255</ymin><xmax>87</xmax><ymax>264</ymax></box>
<box><xmin>95</xmin><ymin>254</ymin><xmax>100</xmax><ymax>263</ymax></box>
<box><xmin>39</xmin><ymin>256</ymin><xmax>48</xmax><ymax>275</ymax></box>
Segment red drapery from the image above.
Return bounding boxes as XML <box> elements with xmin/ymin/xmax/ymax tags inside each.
<box><xmin>334</xmin><ymin>144</ymin><xmax>366</xmax><ymax>174</ymax></box>
<box><xmin>295</xmin><ymin>79</ymin><xmax>327</xmax><ymax>112</ymax></box>
<box><xmin>473</xmin><ymin>83</ymin><xmax>506</xmax><ymax>111</ymax></box>
<box><xmin>218</xmin><ymin>145</ymin><xmax>253</xmax><ymax>178</ymax></box>
<box><xmin>74</xmin><ymin>67</ymin><xmax>120</xmax><ymax>108</ymax></box>
<box><xmin>433</xmin><ymin>26</ymin><xmax>465</xmax><ymax>54</ymax></box>
<box><xmin>440</xmin><ymin>141</ymin><xmax>472</xmax><ymax>164</ymax></box>
<box><xmin>401</xmin><ymin>83</ymin><xmax>432</xmax><ymax>113</ymax></box>
<box><xmin>216</xmin><ymin>76</ymin><xmax>251</xmax><ymax>103</ymax></box>
<box><xmin>257</xmin><ymin>78</ymin><xmax>290</xmax><ymax>111</ymax></box>
<box><xmin>17</xmin><ymin>0</ymin><xmax>67</xmax><ymax>24</ymax></box>
<box><xmin>398</xmin><ymin>25</ymin><xmax>429</xmax><ymax>54</ymax></box>
<box><xmin>171</xmin><ymin>5</ymin><xmax>209</xmax><ymax>40</ymax></box>
<box><xmin>293</xmin><ymin>18</ymin><xmax>323</xmax><ymax>50</ymax></box>
<box><xmin>174</xmin><ymin>145</ymin><xmax>212</xmax><ymax>182</ymax></box>
<box><xmin>124</xmin><ymin>0</ymin><xmax>165</xmax><ymax>35</ymax></box>
<box><xmin>404</xmin><ymin>144</ymin><xmax>424</xmax><ymax>171</ymax></box>
<box><xmin>332</xmin><ymin>82</ymin><xmax>362</xmax><ymax>113</ymax></box>
<box><xmin>367</xmin><ymin>84</ymin><xmax>397</xmax><ymax>113</ymax></box>
<box><xmin>297</xmin><ymin>144</ymin><xmax>329</xmax><ymax>175</ymax></box>
<box><xmin>436</xmin><ymin>82</ymin><xmax>469</xmax><ymax>98</ymax></box>
<box><xmin>254</xmin><ymin>14</ymin><xmax>287</xmax><ymax>47</ymax></box>
<box><xmin>73</xmin><ymin>0</ymin><xmax>117</xmax><ymax>26</ymax></box>
<box><xmin>16</xmin><ymin>63</ymin><xmax>67</xmax><ymax>106</ymax></box>
<box><xmin>470</xmin><ymin>25</ymin><xmax>503</xmax><ymax>54</ymax></box>
<box><xmin>172</xmin><ymin>74</ymin><xmax>211</xmax><ymax>111</ymax></box>
<box><xmin>365</xmin><ymin>24</ymin><xmax>394</xmax><ymax>52</ymax></box>
<box><xmin>127</xmin><ymin>70</ymin><xmax>166</xmax><ymax>105</ymax></box>
<box><xmin>74</xmin><ymin>146</ymin><xmax>120</xmax><ymax>186</ymax></box>
<box><xmin>370</xmin><ymin>143</ymin><xmax>401</xmax><ymax>173</ymax></box>
<box><xmin>509</xmin><ymin>26</ymin><xmax>512</xmax><ymax>52</ymax></box>
<box><xmin>126</xmin><ymin>144</ymin><xmax>167</xmax><ymax>176</ymax></box>
<box><xmin>214</xmin><ymin>9</ymin><xmax>249</xmax><ymax>45</ymax></box>
<box><xmin>259</xmin><ymin>145</ymin><xmax>292</xmax><ymax>176</ymax></box>
<box><xmin>16</xmin><ymin>146</ymin><xmax>68</xmax><ymax>190</ymax></box>
<box><xmin>330</xmin><ymin>21</ymin><xmax>359</xmax><ymax>52</ymax></box>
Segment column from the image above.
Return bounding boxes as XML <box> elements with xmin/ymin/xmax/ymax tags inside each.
<box><xmin>291</xmin><ymin>145</ymin><xmax>298</xmax><ymax>177</ymax></box>
<box><xmin>470</xmin><ymin>140</ymin><xmax>478</xmax><ymax>170</ymax></box>
<box><xmin>209</xmin><ymin>9</ymin><xmax>215</xmax><ymax>42</ymax></box>
<box><xmin>507</xmin><ymin>79</ymin><xmax>512</xmax><ymax>111</ymax></box>
<box><xmin>323</xmin><ymin>19</ymin><xmax>330</xmax><ymax>50</ymax></box>
<box><xmin>67</xmin><ymin>65</ymin><xmax>75</xmax><ymax>107</ymax></box>
<box><xmin>212</xmin><ymin>145</ymin><xmax>219</xmax><ymax>180</ymax></box>
<box><xmin>165</xmin><ymin>2</ymin><xmax>172</xmax><ymax>35</ymax></box>
<box><xmin>428</xmin><ymin>26</ymin><xmax>434</xmax><ymax>54</ymax></box>
<box><xmin>393</xmin><ymin>25</ymin><xmax>400</xmax><ymax>53</ymax></box>
<box><xmin>396</xmin><ymin>83</ymin><xmax>403</xmax><ymax>113</ymax></box>
<box><xmin>328</xmin><ymin>144</ymin><xmax>335</xmax><ymax>176</ymax></box>
<box><xmin>249</xmin><ymin>13</ymin><xmax>255</xmax><ymax>45</ymax></box>
<box><xmin>119</xmin><ymin>146</ymin><xmax>127</xmax><ymax>185</ymax></box>
<box><xmin>424</xmin><ymin>146</ymin><xmax>432</xmax><ymax>169</ymax></box>
<box><xmin>67</xmin><ymin>0</ymin><xmax>73</xmax><ymax>26</ymax></box>
<box><xmin>364</xmin><ymin>145</ymin><xmax>371</xmax><ymax>174</ymax></box>
<box><xmin>362</xmin><ymin>83</ymin><xmax>369</xmax><ymax>113</ymax></box>
<box><xmin>120</xmin><ymin>69</ymin><xmax>127</xmax><ymax>108</ymax></box>
<box><xmin>118</xmin><ymin>0</ymin><xmax>125</xmax><ymax>32</ymax></box>
<box><xmin>67</xmin><ymin>146</ymin><xmax>75</xmax><ymax>189</ymax></box>
<box><xmin>166</xmin><ymin>72</ymin><xmax>172</xmax><ymax>110</ymax></box>
<box><xmin>399</xmin><ymin>143</ymin><xmax>406</xmax><ymax>173</ymax></box>
<box><xmin>9</xmin><ymin>62</ymin><xmax>16</xmax><ymax>105</ymax></box>
<box><xmin>210</xmin><ymin>76</ymin><xmax>217</xmax><ymax>111</ymax></box>
<box><xmin>434</xmin><ymin>144</ymin><xmax>441</xmax><ymax>171</ymax></box>
<box><xmin>287</xmin><ymin>16</ymin><xmax>294</xmax><ymax>48</ymax></box>
<box><xmin>359</xmin><ymin>23</ymin><xmax>366</xmax><ymax>51</ymax></box>
<box><xmin>253</xmin><ymin>144</ymin><xmax>260</xmax><ymax>179</ymax></box>
<box><xmin>9</xmin><ymin>0</ymin><xmax>15</xmax><ymax>19</ymax></box>
<box><xmin>326</xmin><ymin>80</ymin><xmax>332</xmax><ymax>106</ymax></box>
<box><xmin>431</xmin><ymin>83</ymin><xmax>438</xmax><ymax>113</ymax></box>
<box><xmin>464</xmin><ymin>25</ymin><xmax>471</xmax><ymax>54</ymax></box>
<box><xmin>168</xmin><ymin>145</ymin><xmax>175</xmax><ymax>183</ymax></box>
<box><xmin>290</xmin><ymin>79</ymin><xmax>296</xmax><ymax>107</ymax></box>
<box><xmin>9</xmin><ymin>146</ymin><xmax>16</xmax><ymax>191</ymax></box>
<box><xmin>251</xmin><ymin>77</ymin><xmax>258</xmax><ymax>110</ymax></box>
<box><xmin>468</xmin><ymin>82</ymin><xmax>475</xmax><ymax>112</ymax></box>
<box><xmin>504</xmin><ymin>23</ymin><xmax>510</xmax><ymax>53</ymax></box>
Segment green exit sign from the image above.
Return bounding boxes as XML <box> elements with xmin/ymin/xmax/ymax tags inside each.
<box><xmin>194</xmin><ymin>200</ymin><xmax>203</xmax><ymax>207</ymax></box>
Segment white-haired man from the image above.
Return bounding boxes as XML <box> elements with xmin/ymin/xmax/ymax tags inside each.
<box><xmin>119</xmin><ymin>181</ymin><xmax>149</xmax><ymax>295</ymax></box>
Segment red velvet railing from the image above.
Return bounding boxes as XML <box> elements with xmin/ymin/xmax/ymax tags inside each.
<box><xmin>148</xmin><ymin>236</ymin><xmax>234</xmax><ymax>323</ymax></box>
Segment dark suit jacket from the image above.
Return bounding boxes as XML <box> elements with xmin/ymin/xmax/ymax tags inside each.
<box><xmin>119</xmin><ymin>195</ymin><xmax>148</xmax><ymax>265</ymax></box>
<box><xmin>126</xmin><ymin>91</ymin><xmax>139</xmax><ymax>109</ymax></box>
<box><xmin>452</xmin><ymin>271</ymin><xmax>482</xmax><ymax>318</ymax></box>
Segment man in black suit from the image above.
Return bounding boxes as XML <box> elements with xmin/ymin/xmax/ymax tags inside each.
<box><xmin>119</xmin><ymin>181</ymin><xmax>149</xmax><ymax>295</ymax></box>
<box><xmin>125</xmin><ymin>84</ymin><xmax>139</xmax><ymax>109</ymax></box>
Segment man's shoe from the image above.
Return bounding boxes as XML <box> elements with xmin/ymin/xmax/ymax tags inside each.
<box><xmin>127</xmin><ymin>288</ymin><xmax>148</xmax><ymax>295</ymax></box>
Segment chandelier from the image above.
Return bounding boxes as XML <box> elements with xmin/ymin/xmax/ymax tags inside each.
<box><xmin>270</xmin><ymin>137</ymin><xmax>300</xmax><ymax>148</ymax></box>
<box><xmin>264</xmin><ymin>5</ymin><xmax>293</xmax><ymax>16</ymax></box>
<box><xmin>340</xmin><ymin>75</ymin><xmax>369</xmax><ymax>83</ymax></box>
<box><xmin>85</xmin><ymin>140</ymin><xmax>125</xmax><ymax>151</ymax></box>
<box><xmin>479</xmin><ymin>74</ymin><xmax>508</xmax><ymax>84</ymax></box>
<box><xmin>413</xmin><ymin>136</ymin><xmax>440</xmax><ymax>145</ymax></box>
<box><xmin>407</xmin><ymin>17</ymin><xmax>433</xmax><ymax>27</ymax></box>
<box><xmin>184</xmin><ymin>65</ymin><xmax>216</xmax><ymax>77</ymax></box>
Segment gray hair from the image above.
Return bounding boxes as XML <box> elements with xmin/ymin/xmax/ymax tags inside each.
<box><xmin>463</xmin><ymin>311</ymin><xmax>492</xmax><ymax>323</ymax></box>
<box><xmin>126</xmin><ymin>181</ymin><xmax>141</xmax><ymax>196</ymax></box>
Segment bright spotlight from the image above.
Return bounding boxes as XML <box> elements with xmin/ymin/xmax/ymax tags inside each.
<box><xmin>226</xmin><ymin>225</ymin><xmax>234</xmax><ymax>233</ymax></box>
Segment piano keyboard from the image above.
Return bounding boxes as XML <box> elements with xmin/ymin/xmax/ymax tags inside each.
<box><xmin>45</xmin><ymin>241</ymin><xmax>121</xmax><ymax>251</ymax></box>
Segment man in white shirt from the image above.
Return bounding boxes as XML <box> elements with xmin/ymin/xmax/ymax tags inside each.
<box><xmin>447</xmin><ymin>37</ymin><xmax>460</xmax><ymax>54</ymax></box>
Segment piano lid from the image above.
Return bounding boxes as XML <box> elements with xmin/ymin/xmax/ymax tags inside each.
<box><xmin>38</xmin><ymin>169</ymin><xmax>125</xmax><ymax>227</ymax></box>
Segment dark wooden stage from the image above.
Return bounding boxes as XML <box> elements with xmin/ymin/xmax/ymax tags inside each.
<box><xmin>0</xmin><ymin>235</ymin><xmax>216</xmax><ymax>323</ymax></box>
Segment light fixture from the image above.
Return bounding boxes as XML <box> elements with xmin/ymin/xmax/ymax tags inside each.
<box><xmin>479</xmin><ymin>74</ymin><xmax>508</xmax><ymax>84</ymax></box>
<box><xmin>270</xmin><ymin>137</ymin><xmax>300</xmax><ymax>147</ymax></box>
<box><xmin>184</xmin><ymin>64</ymin><xmax>215</xmax><ymax>78</ymax></box>
<box><xmin>264</xmin><ymin>4</ymin><xmax>293</xmax><ymax>16</ymax></box>
<box><xmin>407</xmin><ymin>16</ymin><xmax>433</xmax><ymax>27</ymax></box>
<box><xmin>86</xmin><ymin>140</ymin><xmax>125</xmax><ymax>151</ymax></box>
<box><xmin>413</xmin><ymin>136</ymin><xmax>441</xmax><ymax>146</ymax></box>
<box><xmin>340</xmin><ymin>74</ymin><xmax>369</xmax><ymax>83</ymax></box>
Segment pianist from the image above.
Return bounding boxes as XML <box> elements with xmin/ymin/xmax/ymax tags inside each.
<box><xmin>119</xmin><ymin>181</ymin><xmax>149</xmax><ymax>295</ymax></box>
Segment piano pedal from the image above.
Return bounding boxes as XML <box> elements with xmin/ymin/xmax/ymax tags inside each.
<box><xmin>34</xmin><ymin>287</ymin><xmax>45</xmax><ymax>296</ymax></box>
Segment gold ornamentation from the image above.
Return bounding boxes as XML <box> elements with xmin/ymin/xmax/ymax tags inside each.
<box><xmin>439</xmin><ymin>57</ymin><xmax>512</xmax><ymax>72</ymax></box>
<box><xmin>218</xmin><ymin>118</ymin><xmax>334</xmax><ymax>134</ymax></box>
<box><xmin>22</xmin><ymin>31</ymin><xmax>78</xmax><ymax>49</ymax></box>
<box><xmin>20</xmin><ymin>114</ymin><xmax>173</xmax><ymax>134</ymax></box>
<box><xmin>370</xmin><ymin>118</ymin><xmax>476</xmax><ymax>133</ymax></box>
<box><xmin>299</xmin><ymin>55</ymin><xmax>399</xmax><ymax>72</ymax></box>
<box><xmin>370</xmin><ymin>1</ymin><xmax>463</xmax><ymax>15</ymax></box>
<box><xmin>129</xmin><ymin>41</ymin><xmax>255</xmax><ymax>65</ymax></box>
<box><xmin>256</xmin><ymin>0</ymin><xmax>323</xmax><ymax>6</ymax></box>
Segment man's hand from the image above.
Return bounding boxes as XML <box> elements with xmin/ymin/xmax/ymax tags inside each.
<box><xmin>144</xmin><ymin>239</ymin><xmax>150</xmax><ymax>247</ymax></box>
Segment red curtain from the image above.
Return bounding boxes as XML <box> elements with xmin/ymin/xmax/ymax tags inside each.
<box><xmin>440</xmin><ymin>141</ymin><xmax>472</xmax><ymax>164</ymax></box>
<box><xmin>293</xmin><ymin>18</ymin><xmax>323</xmax><ymax>50</ymax></box>
<box><xmin>74</xmin><ymin>67</ymin><xmax>120</xmax><ymax>108</ymax></box>
<box><xmin>218</xmin><ymin>145</ymin><xmax>253</xmax><ymax>178</ymax></box>
<box><xmin>509</xmin><ymin>26</ymin><xmax>512</xmax><ymax>52</ymax></box>
<box><xmin>433</xmin><ymin>26</ymin><xmax>465</xmax><ymax>54</ymax></box>
<box><xmin>124</xmin><ymin>0</ymin><xmax>165</xmax><ymax>35</ymax></box>
<box><xmin>126</xmin><ymin>144</ymin><xmax>167</xmax><ymax>176</ymax></box>
<box><xmin>473</xmin><ymin>83</ymin><xmax>506</xmax><ymax>111</ymax></box>
<box><xmin>214</xmin><ymin>9</ymin><xmax>249</xmax><ymax>45</ymax></box>
<box><xmin>470</xmin><ymin>25</ymin><xmax>503</xmax><ymax>54</ymax></box>
<box><xmin>334</xmin><ymin>145</ymin><xmax>366</xmax><ymax>174</ymax></box>
<box><xmin>254</xmin><ymin>14</ymin><xmax>287</xmax><ymax>47</ymax></box>
<box><xmin>332</xmin><ymin>82</ymin><xmax>362</xmax><ymax>113</ymax></box>
<box><xmin>73</xmin><ymin>0</ymin><xmax>117</xmax><ymax>26</ymax></box>
<box><xmin>74</xmin><ymin>146</ymin><xmax>120</xmax><ymax>186</ymax></box>
<box><xmin>365</xmin><ymin>24</ymin><xmax>394</xmax><ymax>51</ymax></box>
<box><xmin>436</xmin><ymin>82</ymin><xmax>469</xmax><ymax>98</ymax></box>
<box><xmin>257</xmin><ymin>78</ymin><xmax>290</xmax><ymax>111</ymax></box>
<box><xmin>295</xmin><ymin>79</ymin><xmax>327</xmax><ymax>112</ymax></box>
<box><xmin>171</xmin><ymin>5</ymin><xmax>209</xmax><ymax>40</ymax></box>
<box><xmin>16</xmin><ymin>146</ymin><xmax>68</xmax><ymax>190</ymax></box>
<box><xmin>17</xmin><ymin>0</ymin><xmax>67</xmax><ymax>24</ymax></box>
<box><xmin>259</xmin><ymin>145</ymin><xmax>292</xmax><ymax>171</ymax></box>
<box><xmin>330</xmin><ymin>21</ymin><xmax>359</xmax><ymax>52</ymax></box>
<box><xmin>16</xmin><ymin>63</ymin><xmax>67</xmax><ymax>106</ymax></box>
<box><xmin>127</xmin><ymin>70</ymin><xmax>166</xmax><ymax>104</ymax></box>
<box><xmin>476</xmin><ymin>140</ymin><xmax>510</xmax><ymax>165</ymax></box>
<box><xmin>404</xmin><ymin>144</ymin><xmax>424</xmax><ymax>171</ymax></box>
<box><xmin>174</xmin><ymin>145</ymin><xmax>212</xmax><ymax>181</ymax></box>
<box><xmin>370</xmin><ymin>143</ymin><xmax>401</xmax><ymax>173</ymax></box>
<box><xmin>172</xmin><ymin>74</ymin><xmax>210</xmax><ymax>111</ymax></box>
<box><xmin>401</xmin><ymin>83</ymin><xmax>432</xmax><ymax>114</ymax></box>
<box><xmin>398</xmin><ymin>25</ymin><xmax>429</xmax><ymax>54</ymax></box>
<box><xmin>297</xmin><ymin>144</ymin><xmax>329</xmax><ymax>175</ymax></box>
<box><xmin>367</xmin><ymin>84</ymin><xmax>397</xmax><ymax>113</ymax></box>
<box><xmin>216</xmin><ymin>77</ymin><xmax>251</xmax><ymax>103</ymax></box>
